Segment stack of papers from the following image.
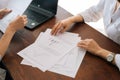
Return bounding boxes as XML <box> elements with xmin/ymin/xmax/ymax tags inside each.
<box><xmin>0</xmin><ymin>0</ymin><xmax>32</xmax><ymax>33</ymax></box>
<box><xmin>17</xmin><ymin>29</ymin><xmax>86</xmax><ymax>78</ymax></box>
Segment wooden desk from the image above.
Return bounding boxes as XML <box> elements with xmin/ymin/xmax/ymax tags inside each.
<box><xmin>2</xmin><ymin>6</ymin><xmax>120</xmax><ymax>80</ymax></box>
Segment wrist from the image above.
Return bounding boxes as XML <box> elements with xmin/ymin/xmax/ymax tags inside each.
<box><xmin>96</xmin><ymin>48</ymin><xmax>116</xmax><ymax>64</ymax></box>
<box><xmin>67</xmin><ymin>17</ymin><xmax>75</xmax><ymax>23</ymax></box>
<box><xmin>67</xmin><ymin>15</ymin><xmax>83</xmax><ymax>23</ymax></box>
<box><xmin>6</xmin><ymin>26</ymin><xmax>16</xmax><ymax>35</ymax></box>
<box><xmin>106</xmin><ymin>52</ymin><xmax>115</xmax><ymax>63</ymax></box>
<box><xmin>96</xmin><ymin>48</ymin><xmax>110</xmax><ymax>59</ymax></box>
<box><xmin>6</xmin><ymin>25</ymin><xmax>16</xmax><ymax>33</ymax></box>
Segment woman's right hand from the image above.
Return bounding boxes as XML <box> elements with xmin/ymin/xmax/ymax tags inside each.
<box><xmin>8</xmin><ymin>15</ymin><xmax>27</xmax><ymax>32</ymax></box>
<box><xmin>51</xmin><ymin>17</ymin><xmax>74</xmax><ymax>35</ymax></box>
<box><xmin>51</xmin><ymin>15</ymin><xmax>84</xmax><ymax>35</ymax></box>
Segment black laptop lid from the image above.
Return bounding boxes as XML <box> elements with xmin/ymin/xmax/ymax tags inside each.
<box><xmin>31</xmin><ymin>0</ymin><xmax>58</xmax><ymax>14</ymax></box>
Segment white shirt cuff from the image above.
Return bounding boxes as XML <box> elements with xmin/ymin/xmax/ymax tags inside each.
<box><xmin>115</xmin><ymin>54</ymin><xmax>120</xmax><ymax>70</ymax></box>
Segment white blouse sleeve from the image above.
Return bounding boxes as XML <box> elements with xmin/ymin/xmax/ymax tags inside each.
<box><xmin>80</xmin><ymin>0</ymin><xmax>105</xmax><ymax>22</ymax></box>
<box><xmin>115</xmin><ymin>54</ymin><xmax>120</xmax><ymax>70</ymax></box>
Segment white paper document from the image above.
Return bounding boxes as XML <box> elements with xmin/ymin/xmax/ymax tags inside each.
<box><xmin>17</xmin><ymin>29</ymin><xmax>86</xmax><ymax>78</ymax></box>
<box><xmin>18</xmin><ymin>32</ymin><xmax>76</xmax><ymax>71</ymax></box>
<box><xmin>0</xmin><ymin>0</ymin><xmax>32</xmax><ymax>32</ymax></box>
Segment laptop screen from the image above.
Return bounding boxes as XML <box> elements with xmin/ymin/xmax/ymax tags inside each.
<box><xmin>31</xmin><ymin>0</ymin><xmax>58</xmax><ymax>14</ymax></box>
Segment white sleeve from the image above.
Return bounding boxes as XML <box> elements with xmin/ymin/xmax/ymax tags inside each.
<box><xmin>115</xmin><ymin>54</ymin><xmax>120</xmax><ymax>70</ymax></box>
<box><xmin>80</xmin><ymin>0</ymin><xmax>105</xmax><ymax>22</ymax></box>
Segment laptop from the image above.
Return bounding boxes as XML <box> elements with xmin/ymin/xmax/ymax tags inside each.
<box><xmin>23</xmin><ymin>0</ymin><xmax>58</xmax><ymax>29</ymax></box>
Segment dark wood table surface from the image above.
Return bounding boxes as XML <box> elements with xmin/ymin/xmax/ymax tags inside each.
<box><xmin>1</xmin><ymin>6</ymin><xmax>120</xmax><ymax>80</ymax></box>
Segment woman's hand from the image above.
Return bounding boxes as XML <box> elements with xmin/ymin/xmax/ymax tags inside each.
<box><xmin>77</xmin><ymin>39</ymin><xmax>116</xmax><ymax>64</ymax></box>
<box><xmin>7</xmin><ymin>15</ymin><xmax>27</xmax><ymax>32</ymax></box>
<box><xmin>77</xmin><ymin>39</ymin><xmax>103</xmax><ymax>56</ymax></box>
<box><xmin>0</xmin><ymin>8</ymin><xmax>12</xmax><ymax>19</ymax></box>
<box><xmin>51</xmin><ymin>15</ymin><xmax>84</xmax><ymax>36</ymax></box>
<box><xmin>51</xmin><ymin>17</ymin><xmax>74</xmax><ymax>35</ymax></box>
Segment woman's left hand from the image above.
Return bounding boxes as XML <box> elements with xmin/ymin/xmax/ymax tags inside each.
<box><xmin>0</xmin><ymin>8</ymin><xmax>12</xmax><ymax>19</ymax></box>
<box><xmin>77</xmin><ymin>39</ymin><xmax>102</xmax><ymax>56</ymax></box>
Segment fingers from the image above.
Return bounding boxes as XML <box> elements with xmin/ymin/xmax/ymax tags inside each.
<box><xmin>77</xmin><ymin>40</ymin><xmax>87</xmax><ymax>48</ymax></box>
<box><xmin>77</xmin><ymin>39</ymin><xmax>93</xmax><ymax>48</ymax></box>
<box><xmin>4</xmin><ymin>8</ymin><xmax>12</xmax><ymax>14</ymax></box>
<box><xmin>60</xmin><ymin>26</ymin><xmax>67</xmax><ymax>33</ymax></box>
<box><xmin>52</xmin><ymin>22</ymin><xmax>61</xmax><ymax>35</ymax></box>
<box><xmin>0</xmin><ymin>8</ymin><xmax>12</xmax><ymax>19</ymax></box>
<box><xmin>16</xmin><ymin>15</ymin><xmax>28</xmax><ymax>25</ymax></box>
<box><xmin>22</xmin><ymin>15</ymin><xmax>28</xmax><ymax>25</ymax></box>
<box><xmin>51</xmin><ymin>22</ymin><xmax>59</xmax><ymax>35</ymax></box>
<box><xmin>0</xmin><ymin>8</ymin><xmax>12</xmax><ymax>15</ymax></box>
<box><xmin>51</xmin><ymin>22</ymin><xmax>63</xmax><ymax>35</ymax></box>
<box><xmin>54</xmin><ymin>23</ymin><xmax>63</xmax><ymax>35</ymax></box>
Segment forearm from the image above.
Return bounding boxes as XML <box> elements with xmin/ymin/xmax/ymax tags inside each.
<box><xmin>67</xmin><ymin>15</ymin><xmax>84</xmax><ymax>23</ymax></box>
<box><xmin>0</xmin><ymin>15</ymin><xmax>27</xmax><ymax>59</ymax></box>
<box><xmin>0</xmin><ymin>26</ymin><xmax>16</xmax><ymax>58</ymax></box>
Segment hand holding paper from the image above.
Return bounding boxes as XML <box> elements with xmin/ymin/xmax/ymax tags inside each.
<box><xmin>0</xmin><ymin>0</ymin><xmax>32</xmax><ymax>32</ymax></box>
